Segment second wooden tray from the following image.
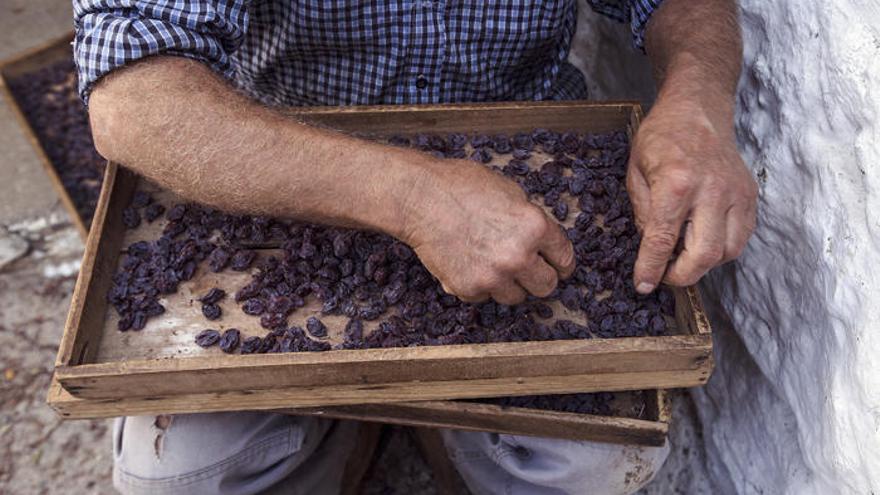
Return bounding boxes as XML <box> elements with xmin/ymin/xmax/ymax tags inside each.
<box><xmin>47</xmin><ymin>377</ymin><xmax>671</xmax><ymax>446</ymax></box>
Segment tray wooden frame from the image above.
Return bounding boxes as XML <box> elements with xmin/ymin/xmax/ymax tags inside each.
<box><xmin>0</xmin><ymin>31</ymin><xmax>92</xmax><ymax>240</ymax></box>
<box><xmin>50</xmin><ymin>101</ymin><xmax>712</xmax><ymax>408</ymax></box>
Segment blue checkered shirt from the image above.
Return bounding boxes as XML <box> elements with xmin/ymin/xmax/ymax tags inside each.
<box><xmin>73</xmin><ymin>1</ymin><xmax>662</xmax><ymax>106</ymax></box>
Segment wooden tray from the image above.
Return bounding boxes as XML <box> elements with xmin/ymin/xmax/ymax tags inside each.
<box><xmin>50</xmin><ymin>101</ymin><xmax>712</xmax><ymax>409</ymax></box>
<box><xmin>47</xmin><ymin>375</ymin><xmax>671</xmax><ymax>446</ymax></box>
<box><xmin>0</xmin><ymin>31</ymin><xmax>92</xmax><ymax>240</ymax></box>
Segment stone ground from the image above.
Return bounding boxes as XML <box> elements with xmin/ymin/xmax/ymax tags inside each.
<box><xmin>0</xmin><ymin>1</ymin><xmax>716</xmax><ymax>493</ymax></box>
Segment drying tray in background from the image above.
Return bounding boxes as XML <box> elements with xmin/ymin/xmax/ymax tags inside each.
<box><xmin>50</xmin><ymin>102</ymin><xmax>713</xmax><ymax>415</ymax></box>
<box><xmin>0</xmin><ymin>31</ymin><xmax>91</xmax><ymax>240</ymax></box>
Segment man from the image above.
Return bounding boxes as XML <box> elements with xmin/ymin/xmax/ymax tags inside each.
<box><xmin>74</xmin><ymin>0</ymin><xmax>757</xmax><ymax>493</ymax></box>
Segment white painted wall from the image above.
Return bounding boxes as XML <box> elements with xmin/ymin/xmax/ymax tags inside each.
<box><xmin>573</xmin><ymin>2</ymin><xmax>880</xmax><ymax>493</ymax></box>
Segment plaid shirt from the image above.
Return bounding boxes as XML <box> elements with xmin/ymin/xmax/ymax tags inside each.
<box><xmin>73</xmin><ymin>0</ymin><xmax>662</xmax><ymax>106</ymax></box>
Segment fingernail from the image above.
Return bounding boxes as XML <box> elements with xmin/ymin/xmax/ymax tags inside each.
<box><xmin>636</xmin><ymin>282</ymin><xmax>655</xmax><ymax>294</ymax></box>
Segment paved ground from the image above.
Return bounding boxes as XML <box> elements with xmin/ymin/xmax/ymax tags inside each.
<box><xmin>0</xmin><ymin>209</ymin><xmax>112</xmax><ymax>494</ymax></box>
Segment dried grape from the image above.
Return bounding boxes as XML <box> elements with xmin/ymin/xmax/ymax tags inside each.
<box><xmin>195</xmin><ymin>329</ymin><xmax>221</xmax><ymax>348</ymax></box>
<box><xmin>240</xmin><ymin>336</ymin><xmax>262</xmax><ymax>354</ymax></box>
<box><xmin>199</xmin><ymin>288</ymin><xmax>226</xmax><ymax>305</ymax></box>
<box><xmin>202</xmin><ymin>303</ymin><xmax>222</xmax><ymax>321</ymax></box>
<box><xmin>306</xmin><ymin>316</ymin><xmax>328</xmax><ymax>338</ymax></box>
<box><xmin>219</xmin><ymin>328</ymin><xmax>241</xmax><ymax>353</ymax></box>
<box><xmin>230</xmin><ymin>250</ymin><xmax>256</xmax><ymax>271</ymax></box>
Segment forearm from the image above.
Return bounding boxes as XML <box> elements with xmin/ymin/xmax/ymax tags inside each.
<box><xmin>87</xmin><ymin>55</ymin><xmax>575</xmax><ymax>304</ymax></box>
<box><xmin>646</xmin><ymin>0</ymin><xmax>742</xmax><ymax>125</ymax></box>
<box><xmin>88</xmin><ymin>56</ymin><xmax>431</xmax><ymax>236</ymax></box>
<box><xmin>626</xmin><ymin>0</ymin><xmax>755</xmax><ymax>291</ymax></box>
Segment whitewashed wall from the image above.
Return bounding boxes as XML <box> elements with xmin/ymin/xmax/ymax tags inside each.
<box><xmin>572</xmin><ymin>2</ymin><xmax>880</xmax><ymax>493</ymax></box>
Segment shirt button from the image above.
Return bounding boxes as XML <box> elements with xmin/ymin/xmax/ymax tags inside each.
<box><xmin>415</xmin><ymin>75</ymin><xmax>428</xmax><ymax>89</ymax></box>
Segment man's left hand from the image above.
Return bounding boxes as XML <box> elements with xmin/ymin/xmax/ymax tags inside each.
<box><xmin>627</xmin><ymin>94</ymin><xmax>758</xmax><ymax>293</ymax></box>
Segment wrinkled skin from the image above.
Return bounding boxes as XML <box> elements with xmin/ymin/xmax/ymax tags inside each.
<box><xmin>627</xmin><ymin>96</ymin><xmax>758</xmax><ymax>292</ymax></box>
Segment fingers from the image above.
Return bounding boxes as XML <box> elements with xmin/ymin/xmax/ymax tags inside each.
<box><xmin>490</xmin><ymin>282</ymin><xmax>527</xmax><ymax>306</ymax></box>
<box><xmin>444</xmin><ymin>255</ymin><xmax>559</xmax><ymax>305</ymax></box>
<box><xmin>633</xmin><ymin>174</ymin><xmax>694</xmax><ymax>293</ymax></box>
<box><xmin>663</xmin><ymin>204</ymin><xmax>727</xmax><ymax>286</ymax></box>
<box><xmin>723</xmin><ymin>202</ymin><xmax>756</xmax><ymax>261</ymax></box>
<box><xmin>441</xmin><ymin>282</ymin><xmax>487</xmax><ymax>304</ymax></box>
<box><xmin>538</xmin><ymin>221</ymin><xmax>575</xmax><ymax>279</ymax></box>
<box><xmin>626</xmin><ymin>164</ymin><xmax>651</xmax><ymax>231</ymax></box>
<box><xmin>515</xmin><ymin>255</ymin><xmax>559</xmax><ymax>298</ymax></box>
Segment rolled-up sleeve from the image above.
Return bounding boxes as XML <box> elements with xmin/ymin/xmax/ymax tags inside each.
<box><xmin>585</xmin><ymin>0</ymin><xmax>664</xmax><ymax>51</ymax></box>
<box><xmin>72</xmin><ymin>0</ymin><xmax>250</xmax><ymax>103</ymax></box>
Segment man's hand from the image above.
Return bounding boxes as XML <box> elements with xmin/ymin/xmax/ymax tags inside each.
<box><xmin>628</xmin><ymin>94</ymin><xmax>757</xmax><ymax>293</ymax></box>
<box><xmin>630</xmin><ymin>0</ymin><xmax>757</xmax><ymax>293</ymax></box>
<box><xmin>401</xmin><ymin>161</ymin><xmax>575</xmax><ymax>305</ymax></box>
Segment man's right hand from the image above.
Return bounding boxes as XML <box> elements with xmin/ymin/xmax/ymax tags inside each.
<box><xmin>399</xmin><ymin>160</ymin><xmax>575</xmax><ymax>305</ymax></box>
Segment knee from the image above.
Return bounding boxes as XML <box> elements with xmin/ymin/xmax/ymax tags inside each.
<box><xmin>443</xmin><ymin>430</ymin><xmax>670</xmax><ymax>495</ymax></box>
<box><xmin>112</xmin><ymin>413</ymin><xmax>325</xmax><ymax>495</ymax></box>
<box><xmin>507</xmin><ymin>435</ymin><xmax>670</xmax><ymax>493</ymax></box>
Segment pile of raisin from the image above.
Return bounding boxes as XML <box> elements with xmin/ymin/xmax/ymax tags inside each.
<box><xmin>8</xmin><ymin>59</ymin><xmax>106</xmax><ymax>228</ymax></box>
<box><xmin>481</xmin><ymin>390</ymin><xmax>649</xmax><ymax>419</ymax></box>
<box><xmin>106</xmin><ymin>128</ymin><xmax>675</xmax><ymax>352</ymax></box>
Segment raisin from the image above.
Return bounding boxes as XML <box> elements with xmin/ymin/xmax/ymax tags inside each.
<box><xmin>117</xmin><ymin>314</ymin><xmax>133</xmax><ymax>332</ymax></box>
<box><xmin>258</xmin><ymin>334</ymin><xmax>277</xmax><ymax>353</ymax></box>
<box><xmin>306</xmin><ymin>316</ymin><xmax>328</xmax><ymax>338</ymax></box>
<box><xmin>343</xmin><ymin>319</ymin><xmax>364</xmax><ymax>349</ymax></box>
<box><xmin>649</xmin><ymin>315</ymin><xmax>667</xmax><ymax>335</ymax></box>
<box><xmin>240</xmin><ymin>336</ymin><xmax>262</xmax><ymax>354</ymax></box>
<box><xmin>388</xmin><ymin>135</ymin><xmax>410</xmax><ymax>147</ymax></box>
<box><xmin>166</xmin><ymin>204</ymin><xmax>186</xmax><ymax>221</ymax></box>
<box><xmin>531</xmin><ymin>303</ymin><xmax>554</xmax><ymax>319</ymax></box>
<box><xmin>207</xmin><ymin>247</ymin><xmax>231</xmax><ymax>273</ymax></box>
<box><xmin>491</xmin><ymin>134</ymin><xmax>512</xmax><ymax>154</ymax></box>
<box><xmin>304</xmin><ymin>339</ymin><xmax>332</xmax><ymax>352</ymax></box>
<box><xmin>260</xmin><ymin>313</ymin><xmax>287</xmax><ymax>330</ymax></box>
<box><xmin>130</xmin><ymin>190</ymin><xmax>152</xmax><ymax>208</ymax></box>
<box><xmin>199</xmin><ymin>288</ymin><xmax>226</xmax><ymax>305</ymax></box>
<box><xmin>505</xmin><ymin>160</ymin><xmax>530</xmax><ymax>176</ymax></box>
<box><xmin>469</xmin><ymin>148</ymin><xmax>493</xmax><ymax>164</ymax></box>
<box><xmin>219</xmin><ymin>328</ymin><xmax>241</xmax><ymax>353</ymax></box>
<box><xmin>202</xmin><ymin>303</ymin><xmax>222</xmax><ymax>321</ymax></box>
<box><xmin>242</xmin><ymin>298</ymin><xmax>266</xmax><ymax>316</ymax></box>
<box><xmin>512</xmin><ymin>133</ymin><xmax>534</xmax><ymax>151</ymax></box>
<box><xmin>448</xmin><ymin>133</ymin><xmax>468</xmax><ymax>149</ymax></box>
<box><xmin>121</xmin><ymin>207</ymin><xmax>141</xmax><ymax>229</ymax></box>
<box><xmin>471</xmin><ymin>134</ymin><xmax>491</xmax><ymax>148</ymax></box>
<box><xmin>144</xmin><ymin>203</ymin><xmax>166</xmax><ymax>222</ymax></box>
<box><xmin>230</xmin><ymin>250</ymin><xmax>256</xmax><ymax>271</ymax></box>
<box><xmin>552</xmin><ymin>202</ymin><xmax>569</xmax><ymax>221</ymax></box>
<box><xmin>131</xmin><ymin>312</ymin><xmax>147</xmax><ymax>330</ymax></box>
<box><xmin>195</xmin><ymin>329</ymin><xmax>221</xmax><ymax>348</ymax></box>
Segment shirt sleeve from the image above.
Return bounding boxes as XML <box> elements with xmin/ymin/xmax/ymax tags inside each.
<box><xmin>585</xmin><ymin>0</ymin><xmax>665</xmax><ymax>51</ymax></box>
<box><xmin>72</xmin><ymin>0</ymin><xmax>250</xmax><ymax>104</ymax></box>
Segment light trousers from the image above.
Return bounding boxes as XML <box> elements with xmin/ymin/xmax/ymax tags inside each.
<box><xmin>112</xmin><ymin>413</ymin><xmax>669</xmax><ymax>495</ymax></box>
